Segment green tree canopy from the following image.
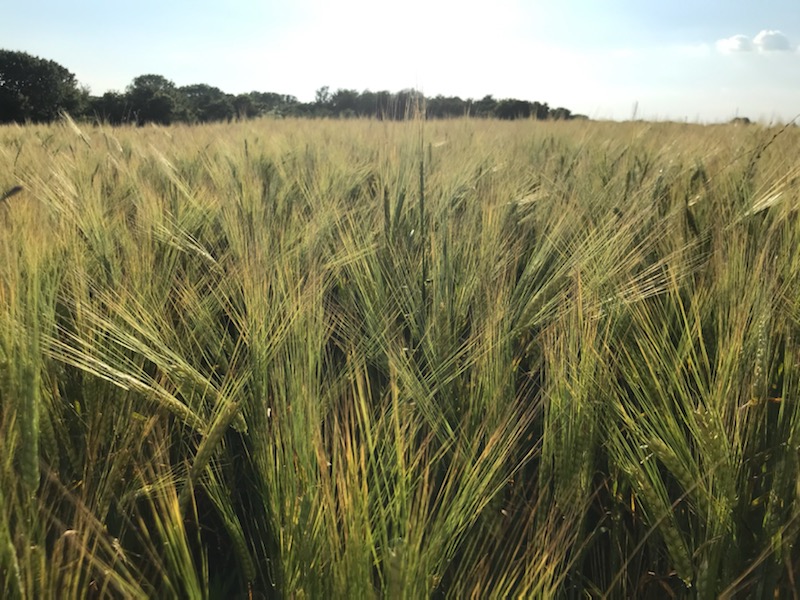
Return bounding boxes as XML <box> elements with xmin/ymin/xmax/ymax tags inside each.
<box><xmin>0</xmin><ymin>49</ymin><xmax>81</xmax><ymax>123</ymax></box>
<box><xmin>126</xmin><ymin>74</ymin><xmax>185</xmax><ymax>125</ymax></box>
<box><xmin>1</xmin><ymin>48</ymin><xmax>581</xmax><ymax>124</ymax></box>
<box><xmin>88</xmin><ymin>91</ymin><xmax>130</xmax><ymax>125</ymax></box>
<box><xmin>179</xmin><ymin>84</ymin><xmax>234</xmax><ymax>123</ymax></box>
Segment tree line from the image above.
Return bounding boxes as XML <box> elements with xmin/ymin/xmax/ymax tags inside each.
<box><xmin>0</xmin><ymin>49</ymin><xmax>587</xmax><ymax>125</ymax></box>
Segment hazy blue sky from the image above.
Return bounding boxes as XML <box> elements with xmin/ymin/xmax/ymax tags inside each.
<box><xmin>5</xmin><ymin>0</ymin><xmax>800</xmax><ymax>121</ymax></box>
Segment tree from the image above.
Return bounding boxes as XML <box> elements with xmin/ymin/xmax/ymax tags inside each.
<box><xmin>550</xmin><ymin>107</ymin><xmax>572</xmax><ymax>120</ymax></box>
<box><xmin>232</xmin><ymin>91</ymin><xmax>300</xmax><ymax>119</ymax></box>
<box><xmin>531</xmin><ymin>101</ymin><xmax>550</xmax><ymax>120</ymax></box>
<box><xmin>88</xmin><ymin>91</ymin><xmax>131</xmax><ymax>124</ymax></box>
<box><xmin>474</xmin><ymin>95</ymin><xmax>497</xmax><ymax>118</ymax></box>
<box><xmin>126</xmin><ymin>74</ymin><xmax>184</xmax><ymax>125</ymax></box>
<box><xmin>330</xmin><ymin>88</ymin><xmax>360</xmax><ymax>117</ymax></box>
<box><xmin>368</xmin><ymin>89</ymin><xmax>424</xmax><ymax>120</ymax></box>
<box><xmin>0</xmin><ymin>49</ymin><xmax>81</xmax><ymax>123</ymax></box>
<box><xmin>233</xmin><ymin>93</ymin><xmax>257</xmax><ymax>120</ymax></box>
<box><xmin>356</xmin><ymin>90</ymin><xmax>378</xmax><ymax>118</ymax></box>
<box><xmin>426</xmin><ymin>95</ymin><xmax>468</xmax><ymax>119</ymax></box>
<box><xmin>2</xmin><ymin>48</ymin><xmax>583</xmax><ymax>125</ymax></box>
<box><xmin>496</xmin><ymin>99</ymin><xmax>532</xmax><ymax>120</ymax></box>
<box><xmin>179</xmin><ymin>84</ymin><xmax>234</xmax><ymax>123</ymax></box>
<box><xmin>315</xmin><ymin>86</ymin><xmax>331</xmax><ymax>106</ymax></box>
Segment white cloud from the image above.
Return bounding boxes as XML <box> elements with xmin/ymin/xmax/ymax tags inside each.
<box><xmin>716</xmin><ymin>34</ymin><xmax>753</xmax><ymax>53</ymax></box>
<box><xmin>753</xmin><ymin>30</ymin><xmax>792</xmax><ymax>52</ymax></box>
<box><xmin>717</xmin><ymin>30</ymin><xmax>794</xmax><ymax>54</ymax></box>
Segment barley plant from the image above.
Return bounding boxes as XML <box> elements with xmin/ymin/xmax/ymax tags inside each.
<box><xmin>1</xmin><ymin>114</ymin><xmax>799</xmax><ymax>598</ymax></box>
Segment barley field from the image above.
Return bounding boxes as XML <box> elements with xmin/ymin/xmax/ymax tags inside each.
<box><xmin>1</xmin><ymin>115</ymin><xmax>800</xmax><ymax>598</ymax></box>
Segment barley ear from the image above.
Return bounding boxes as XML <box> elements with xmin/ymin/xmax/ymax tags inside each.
<box><xmin>180</xmin><ymin>401</ymin><xmax>241</xmax><ymax>507</ymax></box>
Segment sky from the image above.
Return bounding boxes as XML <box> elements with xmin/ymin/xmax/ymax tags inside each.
<box><xmin>4</xmin><ymin>0</ymin><xmax>800</xmax><ymax>122</ymax></box>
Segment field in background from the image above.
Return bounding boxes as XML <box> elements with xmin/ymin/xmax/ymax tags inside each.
<box><xmin>1</xmin><ymin>116</ymin><xmax>800</xmax><ymax>598</ymax></box>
